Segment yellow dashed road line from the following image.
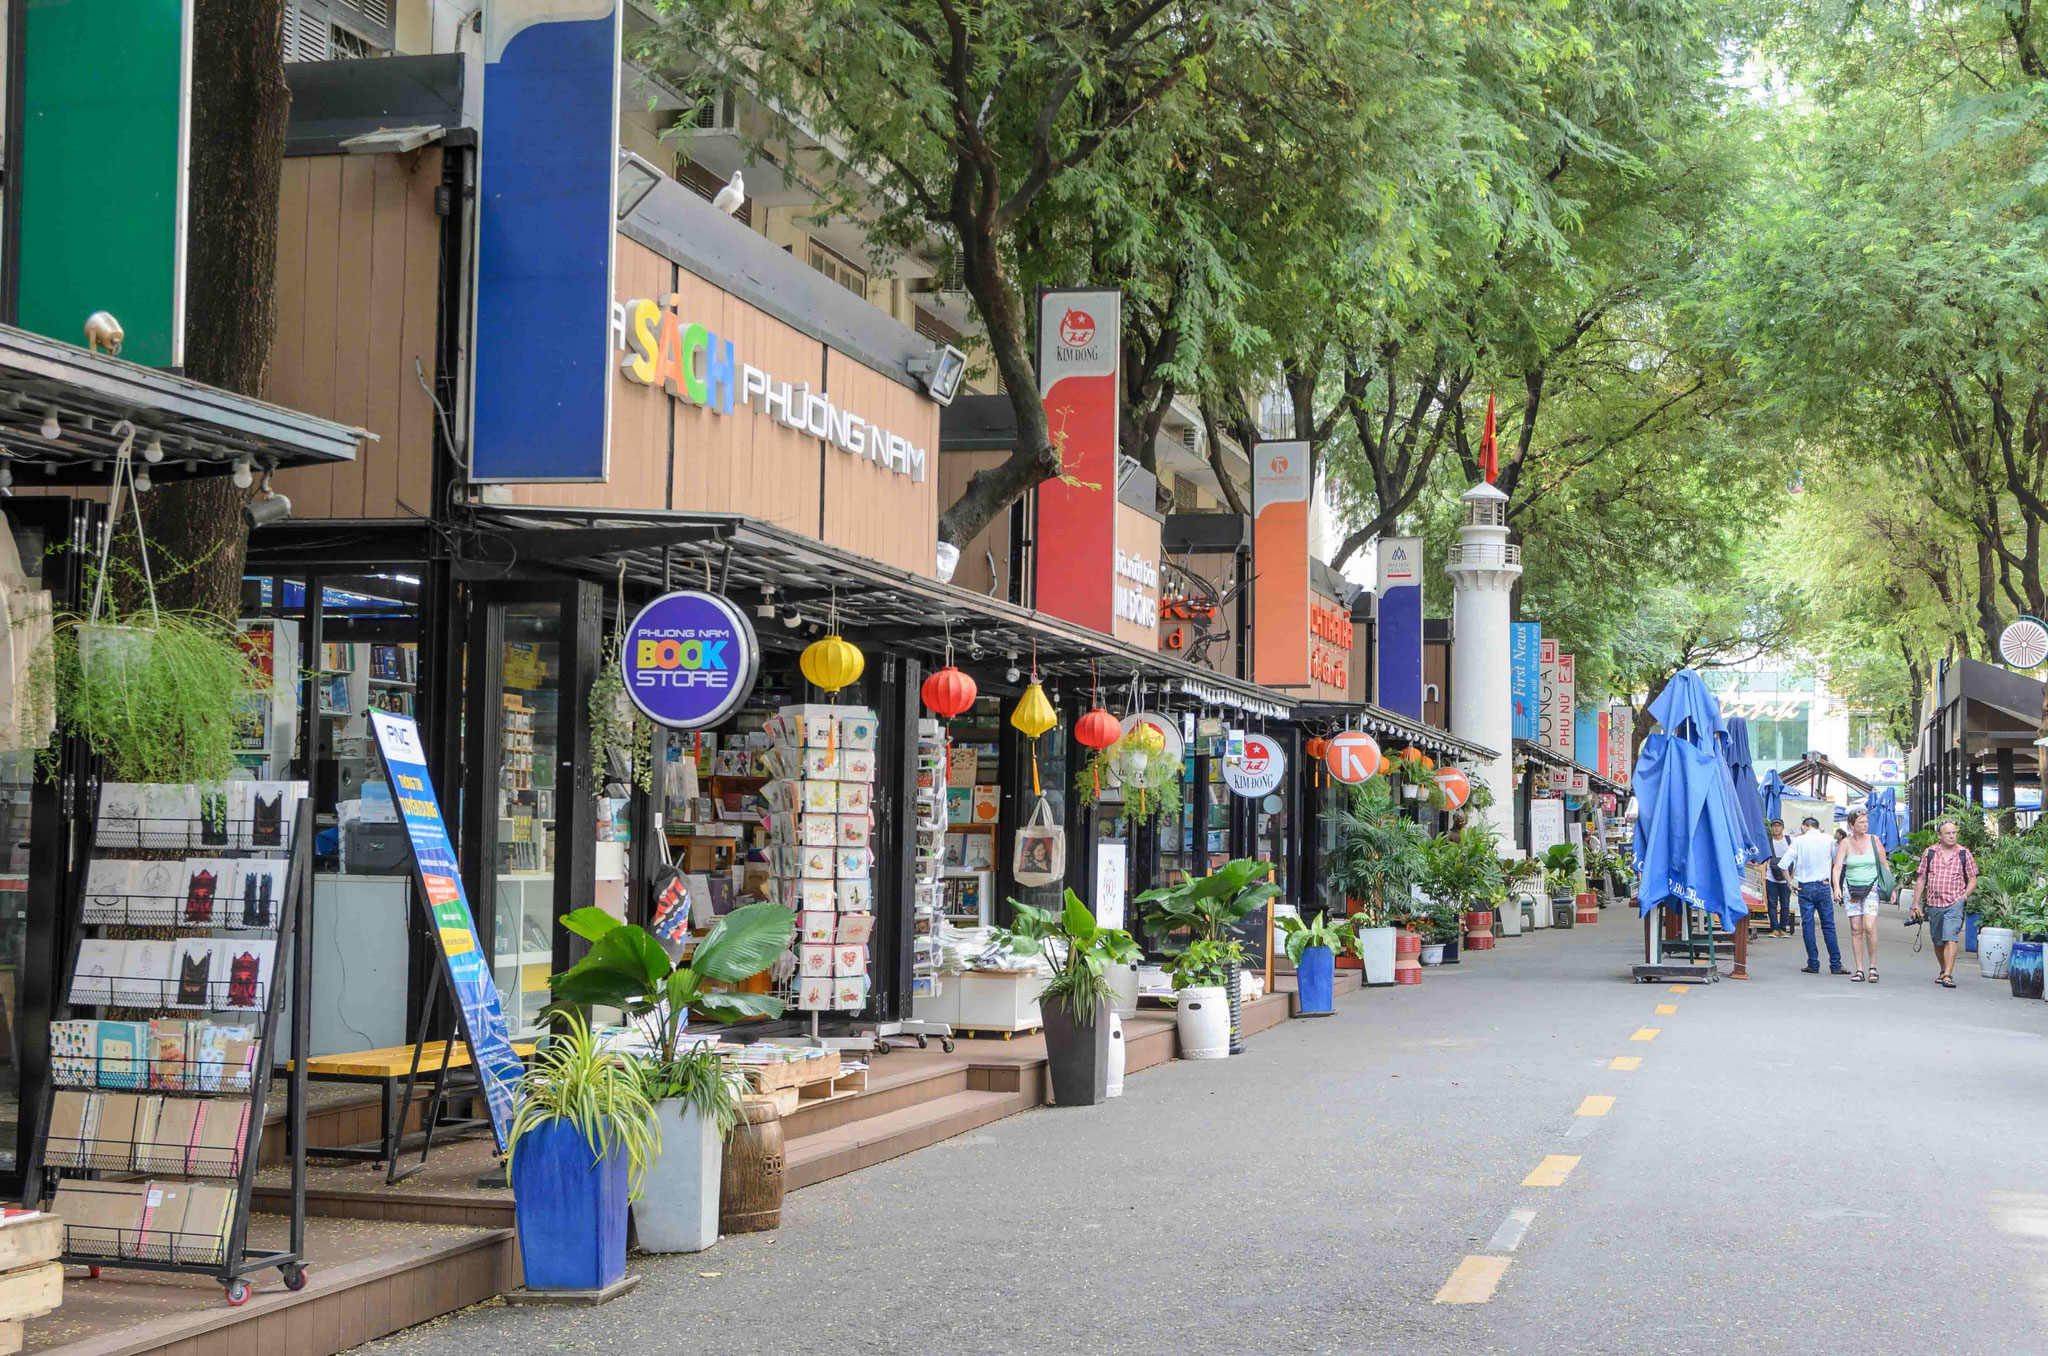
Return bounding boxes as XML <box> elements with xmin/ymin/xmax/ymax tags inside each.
<box><xmin>1523</xmin><ymin>1154</ymin><xmax>1581</xmax><ymax>1187</ymax></box>
<box><xmin>1669</xmin><ymin>984</ymin><xmax>1689</xmax><ymax>993</ymax></box>
<box><xmin>1631</xmin><ymin>1027</ymin><xmax>1660</xmax><ymax>1042</ymax></box>
<box><xmin>1575</xmin><ymin>1095</ymin><xmax>1615</xmax><ymax>1117</ymax></box>
<box><xmin>1655</xmin><ymin>1004</ymin><xmax>1677</xmax><ymax>1015</ymax></box>
<box><xmin>1609</xmin><ymin>1056</ymin><xmax>1641</xmax><ymax>1071</ymax></box>
<box><xmin>1435</xmin><ymin>1256</ymin><xmax>1511</xmax><ymax>1304</ymax></box>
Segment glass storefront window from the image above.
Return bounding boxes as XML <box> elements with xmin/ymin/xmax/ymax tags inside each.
<box><xmin>493</xmin><ymin>604</ymin><xmax>561</xmax><ymax>1037</ymax></box>
<box><xmin>0</xmin><ymin>510</ymin><xmax>51</xmax><ymax>1170</ymax></box>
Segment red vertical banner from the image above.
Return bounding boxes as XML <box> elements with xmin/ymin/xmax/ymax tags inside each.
<box><xmin>1597</xmin><ymin>711</ymin><xmax>1610</xmax><ymax>779</ymax></box>
<box><xmin>1253</xmin><ymin>440</ymin><xmax>1311</xmax><ymax>687</ymax></box>
<box><xmin>1034</xmin><ymin>288</ymin><xmax>1122</xmax><ymax>631</ymax></box>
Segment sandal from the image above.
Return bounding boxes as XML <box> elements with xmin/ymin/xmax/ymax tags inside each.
<box><xmin>1852</xmin><ymin>970</ymin><xmax>1865</xmax><ymax>982</ymax></box>
<box><xmin>1939</xmin><ymin>975</ymin><xmax>1956</xmax><ymax>988</ymax></box>
<box><xmin>1868</xmin><ymin>968</ymin><xmax>1879</xmax><ymax>984</ymax></box>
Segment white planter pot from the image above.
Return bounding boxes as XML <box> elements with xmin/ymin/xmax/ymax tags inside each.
<box><xmin>1105</xmin><ymin>963</ymin><xmax>1140</xmax><ymax>1018</ymax></box>
<box><xmin>956</xmin><ymin>971</ymin><xmax>1046</xmax><ymax>1032</ymax></box>
<box><xmin>1106</xmin><ymin>1011</ymin><xmax>1126</xmax><ymax>1097</ymax></box>
<box><xmin>1419</xmin><ymin>943</ymin><xmax>1445</xmax><ymax>966</ymax></box>
<box><xmin>633</xmin><ymin>1099</ymin><xmax>723</xmax><ymax>1253</ymax></box>
<box><xmin>1359</xmin><ymin>926</ymin><xmax>1396</xmax><ymax>985</ymax></box>
<box><xmin>1175</xmin><ymin>985</ymin><xmax>1230</xmax><ymax>1059</ymax></box>
<box><xmin>1980</xmin><ymin>926</ymin><xmax>2016</xmax><ymax>980</ymax></box>
<box><xmin>1500</xmin><ymin>895</ymin><xmax>1524</xmax><ymax>937</ymax></box>
<box><xmin>1402</xmin><ymin>784</ymin><xmax>1422</xmax><ymax>800</ymax></box>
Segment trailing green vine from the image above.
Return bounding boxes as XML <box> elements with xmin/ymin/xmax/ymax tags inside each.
<box><xmin>589</xmin><ymin>629</ymin><xmax>653</xmax><ymax>796</ymax></box>
<box><xmin>1073</xmin><ymin>731</ymin><xmax>1183</xmax><ymax>825</ymax></box>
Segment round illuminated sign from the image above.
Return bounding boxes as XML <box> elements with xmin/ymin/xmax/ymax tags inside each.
<box><xmin>2000</xmin><ymin>616</ymin><xmax>2048</xmax><ymax>669</ymax></box>
<box><xmin>618</xmin><ymin>590</ymin><xmax>761</xmax><ymax>729</ymax></box>
<box><xmin>1224</xmin><ymin>732</ymin><xmax>1287</xmax><ymax>797</ymax></box>
<box><xmin>1325</xmin><ymin>730</ymin><xmax>1382</xmax><ymax>785</ymax></box>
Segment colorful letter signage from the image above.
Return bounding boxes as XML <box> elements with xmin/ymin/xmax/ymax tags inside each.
<box><xmin>1511</xmin><ymin>623</ymin><xmax>1541</xmax><ymax>742</ymax></box>
<box><xmin>1554</xmin><ymin>652</ymin><xmax>1577</xmax><ymax>761</ymax></box>
<box><xmin>1538</xmin><ymin>639</ymin><xmax>1562</xmax><ymax>755</ymax></box>
<box><xmin>619</xmin><ymin>591</ymin><xmax>761</xmax><ymax>729</ymax></box>
<box><xmin>368</xmin><ymin>711</ymin><xmax>524</xmax><ymax>1150</ymax></box>
<box><xmin>1376</xmin><ymin>538</ymin><xmax>1424</xmax><ymax>718</ymax></box>
<box><xmin>1033</xmin><ymin>288</ymin><xmax>1122</xmax><ymax>632</ymax></box>
<box><xmin>471</xmin><ymin>0</ymin><xmax>622</xmax><ymax>481</ymax></box>
<box><xmin>18</xmin><ymin>0</ymin><xmax>191</xmax><ymax>368</ymax></box>
<box><xmin>1310</xmin><ymin>596</ymin><xmax>1353</xmax><ymax>690</ymax></box>
<box><xmin>1253</xmin><ymin>440</ymin><xmax>1311</xmax><ymax>687</ymax></box>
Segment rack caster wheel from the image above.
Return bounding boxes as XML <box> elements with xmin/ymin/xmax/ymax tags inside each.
<box><xmin>282</xmin><ymin>1265</ymin><xmax>308</xmax><ymax>1292</ymax></box>
<box><xmin>873</xmin><ymin>1040</ymin><xmax>892</xmax><ymax>1055</ymax></box>
<box><xmin>912</xmin><ymin>1034</ymin><xmax>929</xmax><ymax>1050</ymax></box>
<box><xmin>226</xmin><ymin>1279</ymin><xmax>252</xmax><ymax>1306</ymax></box>
<box><xmin>940</xmin><ymin>1038</ymin><xmax>956</xmax><ymax>1053</ymax></box>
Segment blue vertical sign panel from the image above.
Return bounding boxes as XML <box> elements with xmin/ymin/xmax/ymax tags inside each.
<box><xmin>1575</xmin><ymin>704</ymin><xmax>1599</xmax><ymax>770</ymax></box>
<box><xmin>470</xmin><ymin>0</ymin><xmax>621</xmax><ymax>481</ymax></box>
<box><xmin>369</xmin><ymin>711</ymin><xmax>524</xmax><ymax>1149</ymax></box>
<box><xmin>1510</xmin><ymin>623</ymin><xmax>1541</xmax><ymax>742</ymax></box>
<box><xmin>1375</xmin><ymin>537</ymin><xmax>1425</xmax><ymax>718</ymax></box>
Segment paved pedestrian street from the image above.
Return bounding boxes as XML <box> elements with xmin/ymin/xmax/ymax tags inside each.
<box><xmin>357</xmin><ymin>922</ymin><xmax>2048</xmax><ymax>1355</ymax></box>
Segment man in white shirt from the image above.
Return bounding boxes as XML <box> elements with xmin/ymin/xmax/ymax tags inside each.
<box><xmin>1776</xmin><ymin>815</ymin><xmax>1845</xmax><ymax>975</ymax></box>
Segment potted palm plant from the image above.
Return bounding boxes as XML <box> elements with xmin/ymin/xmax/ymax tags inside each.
<box><xmin>1276</xmin><ymin>912</ymin><xmax>1357</xmax><ymax>1015</ymax></box>
<box><xmin>1326</xmin><ymin>781</ymin><xmax>1426</xmax><ymax>983</ymax></box>
<box><xmin>548</xmin><ymin>900</ymin><xmax>794</xmax><ymax>1253</ymax></box>
<box><xmin>506</xmin><ymin>1013</ymin><xmax>659</xmax><ymax>1294</ymax></box>
<box><xmin>1543</xmin><ymin>843</ymin><xmax>1580</xmax><ymax>930</ymax></box>
<box><xmin>1135</xmin><ymin>857</ymin><xmax>1282</xmax><ymax>1054</ymax></box>
<box><xmin>1970</xmin><ymin>830</ymin><xmax>2041</xmax><ymax>980</ymax></box>
<box><xmin>995</xmin><ymin>891</ymin><xmax>1140</xmax><ymax>1104</ymax></box>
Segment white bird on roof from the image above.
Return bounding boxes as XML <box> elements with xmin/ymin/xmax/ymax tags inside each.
<box><xmin>710</xmin><ymin>170</ymin><xmax>745</xmax><ymax>216</ymax></box>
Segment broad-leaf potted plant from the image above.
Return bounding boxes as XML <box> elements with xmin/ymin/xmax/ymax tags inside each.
<box><xmin>549</xmin><ymin>899</ymin><xmax>794</xmax><ymax>1253</ymax></box>
<box><xmin>1497</xmin><ymin>854</ymin><xmax>1544</xmax><ymax>935</ymax></box>
<box><xmin>994</xmin><ymin>890</ymin><xmax>1140</xmax><ymax>1104</ymax></box>
<box><xmin>1325</xmin><ymin>782</ymin><xmax>1426</xmax><ymax>983</ymax></box>
<box><xmin>1276</xmin><ymin>912</ymin><xmax>1357</xmax><ymax>1015</ymax></box>
<box><xmin>1135</xmin><ymin>857</ymin><xmax>1281</xmax><ymax>1053</ymax></box>
<box><xmin>1161</xmin><ymin>937</ymin><xmax>1242</xmax><ymax>1058</ymax></box>
<box><xmin>1543</xmin><ymin>843</ymin><xmax>1580</xmax><ymax>930</ymax></box>
<box><xmin>506</xmin><ymin>1012</ymin><xmax>659</xmax><ymax>1293</ymax></box>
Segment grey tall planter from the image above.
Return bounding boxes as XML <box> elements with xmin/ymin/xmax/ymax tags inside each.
<box><xmin>1040</xmin><ymin>997</ymin><xmax>1109</xmax><ymax>1106</ymax></box>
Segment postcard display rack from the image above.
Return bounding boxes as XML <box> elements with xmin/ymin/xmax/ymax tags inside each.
<box><xmin>30</xmin><ymin>782</ymin><xmax>312</xmax><ymax>1305</ymax></box>
<box><xmin>873</xmin><ymin>721</ymin><xmax>953</xmax><ymax>1054</ymax></box>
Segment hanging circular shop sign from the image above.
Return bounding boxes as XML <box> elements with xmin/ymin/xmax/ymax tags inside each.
<box><xmin>1324</xmin><ymin>730</ymin><xmax>1382</xmax><ymax>785</ymax></box>
<box><xmin>618</xmin><ymin>590</ymin><xmax>761</xmax><ymax>729</ymax></box>
<box><xmin>1120</xmin><ymin>711</ymin><xmax>1184</xmax><ymax>767</ymax></box>
<box><xmin>2000</xmin><ymin>615</ymin><xmax>2048</xmax><ymax>669</ymax></box>
<box><xmin>1224</xmin><ymin>732</ymin><xmax>1287</xmax><ymax>797</ymax></box>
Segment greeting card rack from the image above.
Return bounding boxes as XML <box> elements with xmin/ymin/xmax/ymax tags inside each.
<box><xmin>26</xmin><ymin>795</ymin><xmax>312</xmax><ymax>1306</ymax></box>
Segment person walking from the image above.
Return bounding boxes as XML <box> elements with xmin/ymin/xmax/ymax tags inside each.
<box><xmin>1831</xmin><ymin>809</ymin><xmax>1891</xmax><ymax>983</ymax></box>
<box><xmin>1777</xmin><ymin>814</ymin><xmax>1845</xmax><ymax>975</ymax></box>
<box><xmin>1764</xmin><ymin>818</ymin><xmax>1795</xmax><ymax>936</ymax></box>
<box><xmin>1912</xmin><ymin>818</ymin><xmax>1979</xmax><ymax>989</ymax></box>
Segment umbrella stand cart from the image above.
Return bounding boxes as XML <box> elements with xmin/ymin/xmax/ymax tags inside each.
<box><xmin>1628</xmin><ymin>672</ymin><xmax>1752</xmax><ymax>984</ymax></box>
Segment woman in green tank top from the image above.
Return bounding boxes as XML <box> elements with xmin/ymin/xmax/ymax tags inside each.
<box><xmin>1832</xmin><ymin>809</ymin><xmax>1888</xmax><ymax>983</ymax></box>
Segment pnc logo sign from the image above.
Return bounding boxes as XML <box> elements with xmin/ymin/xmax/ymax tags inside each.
<box><xmin>1325</xmin><ymin>730</ymin><xmax>1382</xmax><ymax>785</ymax></box>
<box><xmin>1061</xmin><ymin>309</ymin><xmax>1096</xmax><ymax>346</ymax></box>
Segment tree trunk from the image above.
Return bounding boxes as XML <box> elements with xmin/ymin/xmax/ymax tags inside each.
<box><xmin>937</xmin><ymin>233</ymin><xmax>1059</xmax><ymax>548</ymax></box>
<box><xmin>137</xmin><ymin>0</ymin><xmax>290</xmax><ymax>616</ymax></box>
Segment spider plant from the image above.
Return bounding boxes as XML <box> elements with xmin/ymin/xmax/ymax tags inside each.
<box><xmin>506</xmin><ymin>1011</ymin><xmax>660</xmax><ymax>1196</ymax></box>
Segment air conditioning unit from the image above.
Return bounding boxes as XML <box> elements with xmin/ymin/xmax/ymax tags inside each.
<box><xmin>1179</xmin><ymin>425</ymin><xmax>1200</xmax><ymax>454</ymax></box>
<box><xmin>680</xmin><ymin>88</ymin><xmax>738</xmax><ymax>135</ymax></box>
<box><xmin>937</xmin><ymin>247</ymin><xmax>966</xmax><ymax>295</ymax></box>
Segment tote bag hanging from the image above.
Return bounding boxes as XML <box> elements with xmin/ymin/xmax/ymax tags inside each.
<box><xmin>1012</xmin><ymin>796</ymin><xmax>1066</xmax><ymax>886</ymax></box>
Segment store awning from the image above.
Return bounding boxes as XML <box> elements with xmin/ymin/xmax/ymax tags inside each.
<box><xmin>464</xmin><ymin>506</ymin><xmax>1297</xmax><ymax>715</ymax></box>
<box><xmin>1291</xmin><ymin>699</ymin><xmax>1498</xmax><ymax>765</ymax></box>
<box><xmin>1515</xmin><ymin>737</ymin><xmax>1626</xmax><ymax>797</ymax></box>
<box><xmin>1778</xmin><ymin>751</ymin><xmax>1873</xmax><ymax>798</ymax></box>
<box><xmin>0</xmin><ymin>323</ymin><xmax>369</xmax><ymax>483</ymax></box>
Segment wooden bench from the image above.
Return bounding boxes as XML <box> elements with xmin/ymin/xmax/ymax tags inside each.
<box><xmin>289</xmin><ymin>1041</ymin><xmax>537</xmax><ymax>1169</ymax></box>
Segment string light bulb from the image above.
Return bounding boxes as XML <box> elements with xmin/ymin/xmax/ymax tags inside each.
<box><xmin>142</xmin><ymin>434</ymin><xmax>164</xmax><ymax>463</ymax></box>
<box><xmin>232</xmin><ymin>457</ymin><xmax>254</xmax><ymax>489</ymax></box>
<box><xmin>39</xmin><ymin>410</ymin><xmax>59</xmax><ymax>440</ymax></box>
<box><xmin>133</xmin><ymin>467</ymin><xmax>151</xmax><ymax>492</ymax></box>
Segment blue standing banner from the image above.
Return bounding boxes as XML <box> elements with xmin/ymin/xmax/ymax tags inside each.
<box><xmin>469</xmin><ymin>0</ymin><xmax>622</xmax><ymax>481</ymax></box>
<box><xmin>1375</xmin><ymin>537</ymin><xmax>1425</xmax><ymax>718</ymax></box>
<box><xmin>369</xmin><ymin>711</ymin><xmax>524</xmax><ymax>1149</ymax></box>
<box><xmin>1510</xmin><ymin>622</ymin><xmax>1541</xmax><ymax>742</ymax></box>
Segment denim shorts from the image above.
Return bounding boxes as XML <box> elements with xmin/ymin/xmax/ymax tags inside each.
<box><xmin>1924</xmin><ymin>903</ymin><xmax>1963</xmax><ymax>944</ymax></box>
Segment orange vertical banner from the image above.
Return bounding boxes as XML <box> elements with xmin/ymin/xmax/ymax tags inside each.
<box><xmin>1253</xmin><ymin>440</ymin><xmax>1311</xmax><ymax>687</ymax></box>
<box><xmin>1033</xmin><ymin>288</ymin><xmax>1121</xmax><ymax>632</ymax></box>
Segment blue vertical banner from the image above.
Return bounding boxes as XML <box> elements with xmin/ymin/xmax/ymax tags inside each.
<box><xmin>370</xmin><ymin>711</ymin><xmax>524</xmax><ymax>1149</ymax></box>
<box><xmin>1375</xmin><ymin>537</ymin><xmax>1425</xmax><ymax>717</ymax></box>
<box><xmin>1510</xmin><ymin>622</ymin><xmax>1541</xmax><ymax>741</ymax></box>
<box><xmin>470</xmin><ymin>0</ymin><xmax>622</xmax><ymax>481</ymax></box>
<box><xmin>1575</xmin><ymin>703</ymin><xmax>1599</xmax><ymax>770</ymax></box>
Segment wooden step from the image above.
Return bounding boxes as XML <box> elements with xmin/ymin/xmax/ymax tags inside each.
<box><xmin>777</xmin><ymin>1059</ymin><xmax>971</xmax><ymax>1141</ymax></box>
<box><xmin>784</xmin><ymin>1088</ymin><xmax>1033</xmax><ymax>1190</ymax></box>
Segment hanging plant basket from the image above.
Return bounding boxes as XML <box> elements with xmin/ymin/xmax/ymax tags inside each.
<box><xmin>589</xmin><ymin>630</ymin><xmax>654</xmax><ymax>797</ymax></box>
<box><xmin>1075</xmin><ymin>730</ymin><xmax>1183</xmax><ymax>825</ymax></box>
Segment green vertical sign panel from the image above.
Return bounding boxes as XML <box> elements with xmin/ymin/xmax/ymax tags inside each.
<box><xmin>18</xmin><ymin>0</ymin><xmax>189</xmax><ymax>368</ymax></box>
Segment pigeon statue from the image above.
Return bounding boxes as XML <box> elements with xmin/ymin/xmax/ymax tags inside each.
<box><xmin>710</xmin><ymin>169</ymin><xmax>745</xmax><ymax>216</ymax></box>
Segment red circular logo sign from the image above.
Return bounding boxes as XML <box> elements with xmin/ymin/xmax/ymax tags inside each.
<box><xmin>1061</xmin><ymin>309</ymin><xmax>1096</xmax><ymax>347</ymax></box>
<box><xmin>1325</xmin><ymin>731</ymin><xmax>1382</xmax><ymax>785</ymax></box>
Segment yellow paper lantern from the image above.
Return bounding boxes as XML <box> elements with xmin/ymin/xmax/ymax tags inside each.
<box><xmin>800</xmin><ymin>633</ymin><xmax>865</xmax><ymax>693</ymax></box>
<box><xmin>1009</xmin><ymin>682</ymin><xmax>1057</xmax><ymax>739</ymax></box>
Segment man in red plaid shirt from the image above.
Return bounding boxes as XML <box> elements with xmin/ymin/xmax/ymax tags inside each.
<box><xmin>1914</xmin><ymin>819</ymin><xmax>1979</xmax><ymax>989</ymax></box>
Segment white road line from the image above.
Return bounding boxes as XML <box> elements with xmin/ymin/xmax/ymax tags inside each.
<box><xmin>1565</xmin><ymin>1118</ymin><xmax>1600</xmax><ymax>1140</ymax></box>
<box><xmin>1487</xmin><ymin>1209</ymin><xmax>1536</xmax><ymax>1252</ymax></box>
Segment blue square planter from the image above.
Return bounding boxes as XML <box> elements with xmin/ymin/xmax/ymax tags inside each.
<box><xmin>1296</xmin><ymin>946</ymin><xmax>1336</xmax><ymax>1015</ymax></box>
<box><xmin>511</xmin><ymin>1119</ymin><xmax>631</xmax><ymax>1292</ymax></box>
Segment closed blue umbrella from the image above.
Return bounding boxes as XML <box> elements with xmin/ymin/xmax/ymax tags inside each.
<box><xmin>1630</xmin><ymin>670</ymin><xmax>1750</xmax><ymax>931</ymax></box>
<box><xmin>1760</xmin><ymin>770</ymin><xmax>1788</xmax><ymax>824</ymax></box>
<box><xmin>1722</xmin><ymin>717</ymin><xmax>1774</xmax><ymax>865</ymax></box>
<box><xmin>1866</xmin><ymin>787</ymin><xmax>1901</xmax><ymax>853</ymax></box>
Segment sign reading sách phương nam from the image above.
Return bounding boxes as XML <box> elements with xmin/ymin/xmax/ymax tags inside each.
<box><xmin>614</xmin><ymin>296</ymin><xmax>929</xmax><ymax>481</ymax></box>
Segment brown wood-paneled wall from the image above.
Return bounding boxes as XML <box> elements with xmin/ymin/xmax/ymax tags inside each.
<box><xmin>265</xmin><ymin>150</ymin><xmax>443</xmax><ymax>520</ymax></box>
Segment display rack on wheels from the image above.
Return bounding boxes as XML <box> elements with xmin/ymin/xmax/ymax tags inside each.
<box><xmin>25</xmin><ymin>791</ymin><xmax>312</xmax><ymax>1306</ymax></box>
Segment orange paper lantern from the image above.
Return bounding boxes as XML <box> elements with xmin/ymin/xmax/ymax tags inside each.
<box><xmin>1377</xmin><ymin>755</ymin><xmax>1393</xmax><ymax>776</ymax></box>
<box><xmin>920</xmin><ymin>665</ymin><xmax>977</xmax><ymax>719</ymax></box>
<box><xmin>1076</xmin><ymin>707</ymin><xmax>1121</xmax><ymax>750</ymax></box>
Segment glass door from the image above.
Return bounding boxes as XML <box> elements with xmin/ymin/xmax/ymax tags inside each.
<box><xmin>489</xmin><ymin>602</ymin><xmax>563</xmax><ymax>1038</ymax></box>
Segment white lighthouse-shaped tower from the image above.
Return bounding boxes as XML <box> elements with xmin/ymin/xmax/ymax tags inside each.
<box><xmin>1443</xmin><ymin>478</ymin><xmax>1521</xmax><ymax>832</ymax></box>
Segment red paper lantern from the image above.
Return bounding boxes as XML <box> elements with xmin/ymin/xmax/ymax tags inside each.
<box><xmin>920</xmin><ymin>665</ymin><xmax>977</xmax><ymax>719</ymax></box>
<box><xmin>1076</xmin><ymin>707</ymin><xmax>1121</xmax><ymax>750</ymax></box>
<box><xmin>1304</xmin><ymin>736</ymin><xmax>1328</xmax><ymax>761</ymax></box>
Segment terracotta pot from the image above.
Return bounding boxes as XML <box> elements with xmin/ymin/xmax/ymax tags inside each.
<box><xmin>1394</xmin><ymin>929</ymin><xmax>1423</xmax><ymax>985</ymax></box>
<box><xmin>1465</xmin><ymin>909</ymin><xmax>1496</xmax><ymax>950</ymax></box>
<box><xmin>1575</xmin><ymin>891</ymin><xmax>1599</xmax><ymax>925</ymax></box>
